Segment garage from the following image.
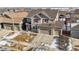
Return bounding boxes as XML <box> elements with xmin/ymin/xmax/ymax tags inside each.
<box><xmin>71</xmin><ymin>24</ymin><xmax>79</xmax><ymax>39</ymax></box>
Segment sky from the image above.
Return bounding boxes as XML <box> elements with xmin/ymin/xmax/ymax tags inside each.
<box><xmin>0</xmin><ymin>0</ymin><xmax>79</xmax><ymax>7</ymax></box>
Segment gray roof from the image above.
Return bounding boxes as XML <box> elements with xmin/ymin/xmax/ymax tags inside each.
<box><xmin>72</xmin><ymin>24</ymin><xmax>79</xmax><ymax>30</ymax></box>
<box><xmin>27</xmin><ymin>9</ymin><xmax>58</xmax><ymax>19</ymax></box>
<box><xmin>33</xmin><ymin>15</ymin><xmax>41</xmax><ymax>19</ymax></box>
<box><xmin>38</xmin><ymin>13</ymin><xmax>49</xmax><ymax>19</ymax></box>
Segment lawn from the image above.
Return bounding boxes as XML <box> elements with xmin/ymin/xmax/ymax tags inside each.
<box><xmin>0</xmin><ymin>37</ymin><xmax>3</xmax><ymax>42</ymax></box>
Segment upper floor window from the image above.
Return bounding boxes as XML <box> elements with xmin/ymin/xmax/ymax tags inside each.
<box><xmin>43</xmin><ymin>19</ymin><xmax>48</xmax><ymax>23</ymax></box>
<box><xmin>34</xmin><ymin>19</ymin><xmax>39</xmax><ymax>23</ymax></box>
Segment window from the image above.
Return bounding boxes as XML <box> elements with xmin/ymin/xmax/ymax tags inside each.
<box><xmin>34</xmin><ymin>19</ymin><xmax>39</xmax><ymax>23</ymax></box>
<box><xmin>43</xmin><ymin>19</ymin><xmax>48</xmax><ymax>23</ymax></box>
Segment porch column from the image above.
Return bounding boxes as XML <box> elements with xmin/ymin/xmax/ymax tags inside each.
<box><xmin>26</xmin><ymin>23</ymin><xmax>29</xmax><ymax>31</ymax></box>
<box><xmin>0</xmin><ymin>24</ymin><xmax>1</xmax><ymax>30</ymax></box>
<box><xmin>19</xmin><ymin>22</ymin><xmax>22</xmax><ymax>31</ymax></box>
<box><xmin>38</xmin><ymin>28</ymin><xmax>40</xmax><ymax>33</ymax></box>
<box><xmin>53</xmin><ymin>29</ymin><xmax>55</xmax><ymax>36</ymax></box>
<box><xmin>40</xmin><ymin>18</ymin><xmax>42</xmax><ymax>24</ymax></box>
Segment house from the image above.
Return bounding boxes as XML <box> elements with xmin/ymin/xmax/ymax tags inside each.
<box><xmin>21</xmin><ymin>9</ymin><xmax>58</xmax><ymax>33</ymax></box>
<box><xmin>71</xmin><ymin>24</ymin><xmax>79</xmax><ymax>39</ymax></box>
<box><xmin>52</xmin><ymin>10</ymin><xmax>66</xmax><ymax>36</ymax></box>
<box><xmin>0</xmin><ymin>11</ymin><xmax>28</xmax><ymax>31</ymax></box>
<box><xmin>63</xmin><ymin>9</ymin><xmax>79</xmax><ymax>36</ymax></box>
<box><xmin>38</xmin><ymin>20</ymin><xmax>64</xmax><ymax>35</ymax></box>
<box><xmin>0</xmin><ymin>16</ymin><xmax>13</xmax><ymax>30</ymax></box>
<box><xmin>72</xmin><ymin>9</ymin><xmax>79</xmax><ymax>23</ymax></box>
<box><xmin>21</xmin><ymin>9</ymin><xmax>72</xmax><ymax>36</ymax></box>
<box><xmin>62</xmin><ymin>13</ymin><xmax>71</xmax><ymax>36</ymax></box>
<box><xmin>38</xmin><ymin>10</ymin><xmax>65</xmax><ymax>35</ymax></box>
<box><xmin>57</xmin><ymin>10</ymin><xmax>73</xmax><ymax>36</ymax></box>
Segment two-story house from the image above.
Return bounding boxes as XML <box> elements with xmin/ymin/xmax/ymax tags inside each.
<box><xmin>21</xmin><ymin>9</ymin><xmax>58</xmax><ymax>33</ymax></box>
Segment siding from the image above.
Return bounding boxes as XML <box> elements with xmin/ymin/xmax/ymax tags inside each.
<box><xmin>71</xmin><ymin>28</ymin><xmax>79</xmax><ymax>39</ymax></box>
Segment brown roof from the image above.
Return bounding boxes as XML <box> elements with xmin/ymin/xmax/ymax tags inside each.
<box><xmin>0</xmin><ymin>16</ymin><xmax>12</xmax><ymax>23</ymax></box>
<box><xmin>0</xmin><ymin>11</ymin><xmax>29</xmax><ymax>24</ymax></box>
<box><xmin>0</xmin><ymin>16</ymin><xmax>5</xmax><ymax>23</ymax></box>
<box><xmin>4</xmin><ymin>11</ymin><xmax>28</xmax><ymax>18</ymax></box>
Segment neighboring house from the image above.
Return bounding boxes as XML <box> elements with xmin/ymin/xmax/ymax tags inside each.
<box><xmin>54</xmin><ymin>10</ymin><xmax>73</xmax><ymax>36</ymax></box>
<box><xmin>63</xmin><ymin>9</ymin><xmax>79</xmax><ymax>36</ymax></box>
<box><xmin>53</xmin><ymin>10</ymin><xmax>66</xmax><ymax>36</ymax></box>
<box><xmin>0</xmin><ymin>11</ymin><xmax>28</xmax><ymax>31</ymax></box>
<box><xmin>0</xmin><ymin>16</ymin><xmax>13</xmax><ymax>30</ymax></box>
<box><xmin>31</xmin><ymin>12</ymin><xmax>51</xmax><ymax>33</ymax></box>
<box><xmin>38</xmin><ymin>20</ymin><xmax>64</xmax><ymax>35</ymax></box>
<box><xmin>0</xmin><ymin>8</ymin><xmax>71</xmax><ymax>36</ymax></box>
<box><xmin>71</xmin><ymin>24</ymin><xmax>79</xmax><ymax>39</ymax></box>
<box><xmin>72</xmin><ymin>9</ymin><xmax>79</xmax><ymax>23</ymax></box>
<box><xmin>62</xmin><ymin>13</ymin><xmax>71</xmax><ymax>36</ymax></box>
<box><xmin>38</xmin><ymin>10</ymin><xmax>65</xmax><ymax>35</ymax></box>
<box><xmin>21</xmin><ymin>9</ymin><xmax>69</xmax><ymax>35</ymax></box>
<box><xmin>21</xmin><ymin>9</ymin><xmax>58</xmax><ymax>33</ymax></box>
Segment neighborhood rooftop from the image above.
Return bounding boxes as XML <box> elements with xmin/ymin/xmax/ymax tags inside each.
<box><xmin>0</xmin><ymin>11</ymin><xmax>28</xmax><ymax>24</ymax></box>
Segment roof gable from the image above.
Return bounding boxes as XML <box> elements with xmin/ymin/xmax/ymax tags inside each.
<box><xmin>27</xmin><ymin>9</ymin><xmax>58</xmax><ymax>19</ymax></box>
<box><xmin>38</xmin><ymin>12</ymin><xmax>50</xmax><ymax>19</ymax></box>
